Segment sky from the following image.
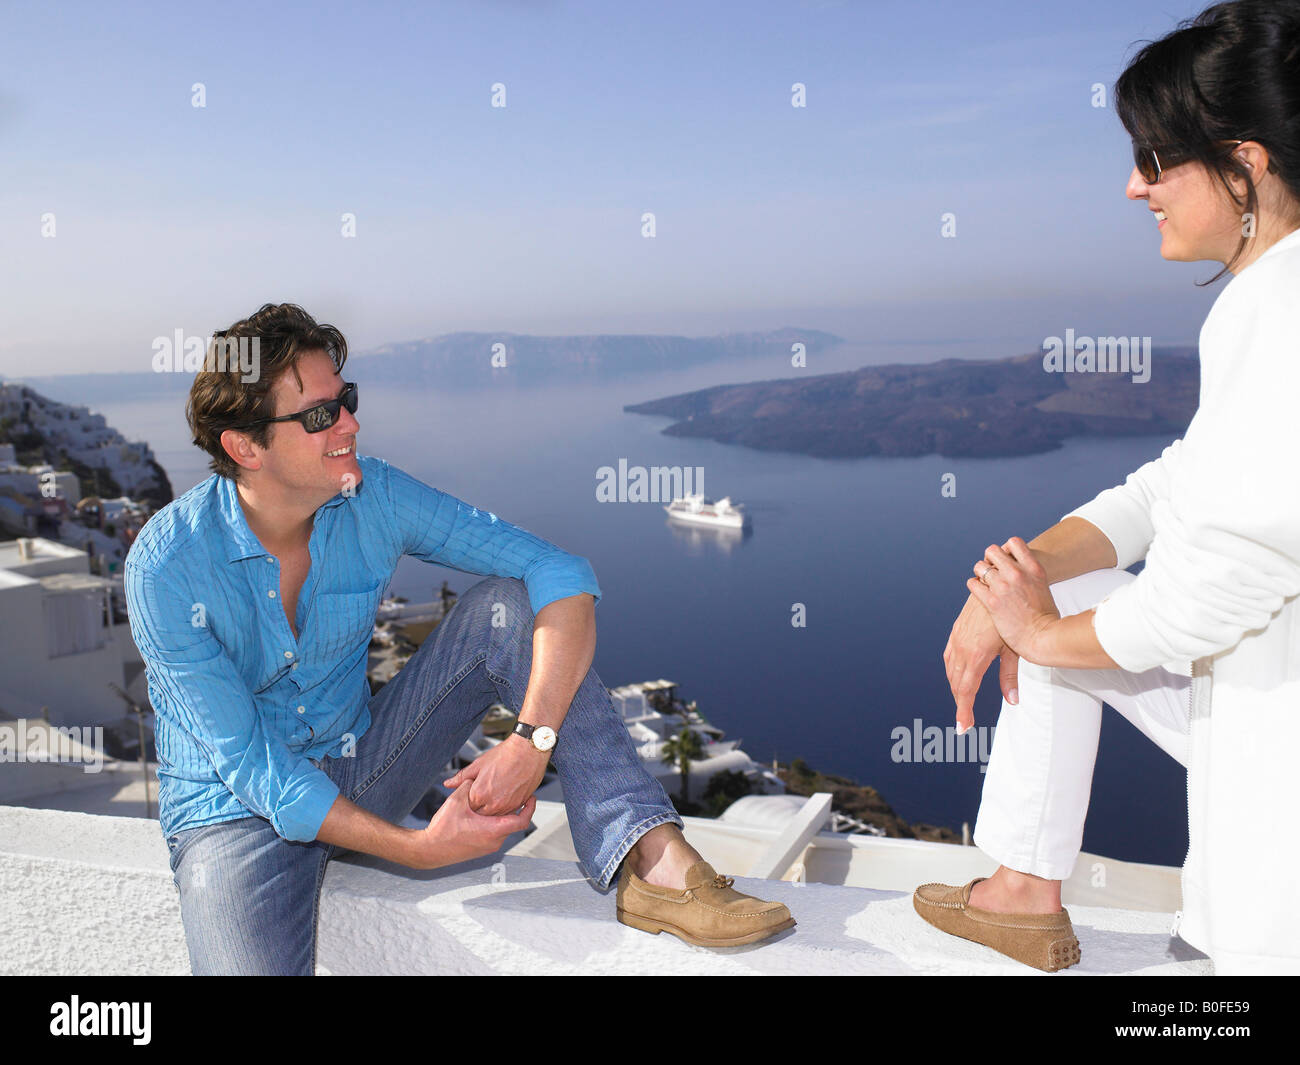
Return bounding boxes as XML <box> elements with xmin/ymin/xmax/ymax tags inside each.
<box><xmin>0</xmin><ymin>0</ymin><xmax>1226</xmax><ymax>377</ymax></box>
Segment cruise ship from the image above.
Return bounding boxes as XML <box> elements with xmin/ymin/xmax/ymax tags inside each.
<box><xmin>663</xmin><ymin>493</ymin><xmax>747</xmax><ymax>529</ymax></box>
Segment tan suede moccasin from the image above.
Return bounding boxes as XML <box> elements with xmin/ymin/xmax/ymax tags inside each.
<box><xmin>617</xmin><ymin>859</ymin><xmax>796</xmax><ymax>947</ymax></box>
<box><xmin>913</xmin><ymin>877</ymin><xmax>1081</xmax><ymax>972</ymax></box>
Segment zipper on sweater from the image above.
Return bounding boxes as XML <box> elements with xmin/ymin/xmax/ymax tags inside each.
<box><xmin>1173</xmin><ymin>658</ymin><xmax>1197</xmax><ymax>940</ymax></box>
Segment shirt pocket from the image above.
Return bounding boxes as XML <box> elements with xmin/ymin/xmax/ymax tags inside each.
<box><xmin>309</xmin><ymin>579</ymin><xmax>387</xmax><ymax>663</ymax></box>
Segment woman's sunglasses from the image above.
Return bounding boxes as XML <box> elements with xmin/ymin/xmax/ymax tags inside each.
<box><xmin>231</xmin><ymin>381</ymin><xmax>358</xmax><ymax>434</ymax></box>
<box><xmin>1133</xmin><ymin>139</ymin><xmax>1243</xmax><ymax>184</ymax></box>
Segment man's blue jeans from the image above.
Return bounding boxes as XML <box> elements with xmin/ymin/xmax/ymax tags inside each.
<box><xmin>164</xmin><ymin>576</ymin><xmax>683</xmax><ymax>975</ymax></box>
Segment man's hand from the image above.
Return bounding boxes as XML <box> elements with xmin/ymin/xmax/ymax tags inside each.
<box><xmin>406</xmin><ymin>782</ymin><xmax>536</xmax><ymax>870</ymax></box>
<box><xmin>443</xmin><ymin>733</ymin><xmax>549</xmax><ymax>816</ymax></box>
<box><xmin>944</xmin><ymin>593</ymin><xmax>1021</xmax><ymax>735</ymax></box>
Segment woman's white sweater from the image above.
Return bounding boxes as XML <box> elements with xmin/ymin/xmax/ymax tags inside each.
<box><xmin>1062</xmin><ymin>224</ymin><xmax>1300</xmax><ymax>973</ymax></box>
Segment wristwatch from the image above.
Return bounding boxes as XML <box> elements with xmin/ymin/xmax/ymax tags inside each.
<box><xmin>512</xmin><ymin>721</ymin><xmax>557</xmax><ymax>753</ymax></box>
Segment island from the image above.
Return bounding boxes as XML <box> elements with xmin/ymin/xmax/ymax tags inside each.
<box><xmin>353</xmin><ymin>327</ymin><xmax>846</xmax><ymax>386</ymax></box>
<box><xmin>624</xmin><ymin>348</ymin><xmax>1199</xmax><ymax>459</ymax></box>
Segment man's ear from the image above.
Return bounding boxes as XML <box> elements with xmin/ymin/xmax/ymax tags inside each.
<box><xmin>220</xmin><ymin>427</ymin><xmax>263</xmax><ymax>475</ymax></box>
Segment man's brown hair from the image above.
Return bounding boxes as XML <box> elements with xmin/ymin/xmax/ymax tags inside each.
<box><xmin>187</xmin><ymin>303</ymin><xmax>349</xmax><ymax>482</ymax></box>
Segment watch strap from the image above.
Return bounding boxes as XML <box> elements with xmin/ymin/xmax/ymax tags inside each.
<box><xmin>512</xmin><ymin>720</ymin><xmax>556</xmax><ymax>751</ymax></box>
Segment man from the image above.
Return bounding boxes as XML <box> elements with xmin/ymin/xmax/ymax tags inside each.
<box><xmin>124</xmin><ymin>303</ymin><xmax>793</xmax><ymax>974</ymax></box>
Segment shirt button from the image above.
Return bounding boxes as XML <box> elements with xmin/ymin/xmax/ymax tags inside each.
<box><xmin>297</xmin><ymin>705</ymin><xmax>305</xmax><ymax>714</ymax></box>
<box><xmin>284</xmin><ymin>651</ymin><xmax>294</xmax><ymax>659</ymax></box>
<box><xmin>266</xmin><ymin>557</ymin><xmax>274</xmax><ymax>564</ymax></box>
<box><xmin>268</xmin><ymin>590</ymin><xmax>277</xmax><ymax>598</ymax></box>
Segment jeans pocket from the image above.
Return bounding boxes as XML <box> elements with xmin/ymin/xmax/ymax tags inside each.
<box><xmin>167</xmin><ymin>822</ymin><xmax>224</xmax><ymax>879</ymax></box>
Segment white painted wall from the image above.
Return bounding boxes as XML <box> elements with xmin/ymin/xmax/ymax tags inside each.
<box><xmin>0</xmin><ymin>805</ymin><xmax>1211</xmax><ymax>976</ymax></box>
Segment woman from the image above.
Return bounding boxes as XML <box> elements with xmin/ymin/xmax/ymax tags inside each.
<box><xmin>913</xmin><ymin>0</ymin><xmax>1300</xmax><ymax>974</ymax></box>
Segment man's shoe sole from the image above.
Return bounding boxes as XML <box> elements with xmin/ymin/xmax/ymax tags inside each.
<box><xmin>617</xmin><ymin>908</ymin><xmax>796</xmax><ymax>947</ymax></box>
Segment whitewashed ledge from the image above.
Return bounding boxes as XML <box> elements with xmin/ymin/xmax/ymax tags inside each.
<box><xmin>0</xmin><ymin>805</ymin><xmax>1211</xmax><ymax>976</ymax></box>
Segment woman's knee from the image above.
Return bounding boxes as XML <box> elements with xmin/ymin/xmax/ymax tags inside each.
<box><xmin>1048</xmin><ymin>567</ymin><xmax>1135</xmax><ymax>617</ymax></box>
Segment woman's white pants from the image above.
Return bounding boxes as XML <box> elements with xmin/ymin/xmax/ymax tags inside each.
<box><xmin>972</xmin><ymin>567</ymin><xmax>1191</xmax><ymax>881</ymax></box>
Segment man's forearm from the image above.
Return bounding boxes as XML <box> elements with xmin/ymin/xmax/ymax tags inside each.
<box><xmin>315</xmin><ymin>793</ymin><xmax>422</xmax><ymax>866</ymax></box>
<box><xmin>313</xmin><ymin>591</ymin><xmax>596</xmax><ymax>861</ymax></box>
<box><xmin>514</xmin><ymin>591</ymin><xmax>597</xmax><ymax>733</ymax></box>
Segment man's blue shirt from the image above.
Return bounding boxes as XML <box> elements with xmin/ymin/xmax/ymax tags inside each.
<box><xmin>123</xmin><ymin>454</ymin><xmax>600</xmax><ymax>844</ymax></box>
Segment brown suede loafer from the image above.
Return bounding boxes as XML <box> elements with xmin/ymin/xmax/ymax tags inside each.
<box><xmin>913</xmin><ymin>877</ymin><xmax>1081</xmax><ymax>972</ymax></box>
<box><xmin>617</xmin><ymin>859</ymin><xmax>795</xmax><ymax>947</ymax></box>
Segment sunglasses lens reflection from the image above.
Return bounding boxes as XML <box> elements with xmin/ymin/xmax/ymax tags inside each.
<box><xmin>306</xmin><ymin>408</ymin><xmax>332</xmax><ymax>432</ymax></box>
<box><xmin>304</xmin><ymin>384</ymin><xmax>357</xmax><ymax>432</ymax></box>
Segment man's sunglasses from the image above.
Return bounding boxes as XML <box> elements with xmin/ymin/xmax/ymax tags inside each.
<box><xmin>1132</xmin><ymin>139</ymin><xmax>1243</xmax><ymax>184</ymax></box>
<box><xmin>231</xmin><ymin>381</ymin><xmax>358</xmax><ymax>434</ymax></box>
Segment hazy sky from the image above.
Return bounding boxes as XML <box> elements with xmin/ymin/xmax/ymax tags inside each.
<box><xmin>1</xmin><ymin>0</ymin><xmax>1228</xmax><ymax>376</ymax></box>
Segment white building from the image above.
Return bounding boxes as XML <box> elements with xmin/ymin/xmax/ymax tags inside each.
<box><xmin>0</xmin><ymin>536</ymin><xmax>147</xmax><ymax>727</ymax></box>
<box><xmin>0</xmin><ymin>463</ymin><xmax>81</xmax><ymax>504</ymax></box>
<box><xmin>560</xmin><ymin>679</ymin><xmax>784</xmax><ymax>803</ymax></box>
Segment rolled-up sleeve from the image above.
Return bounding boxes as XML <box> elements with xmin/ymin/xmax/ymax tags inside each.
<box><xmin>1087</xmin><ymin>270</ymin><xmax>1300</xmax><ymax>673</ymax></box>
<box><xmin>1061</xmin><ymin>438</ymin><xmax>1184</xmax><ymax>571</ymax></box>
<box><xmin>381</xmin><ymin>460</ymin><xmax>601</xmax><ymax>614</ymax></box>
<box><xmin>124</xmin><ymin>560</ymin><xmax>340</xmax><ymax>842</ymax></box>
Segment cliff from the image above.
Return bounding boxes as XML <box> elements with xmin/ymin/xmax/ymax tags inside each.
<box><xmin>624</xmin><ymin>348</ymin><xmax>1199</xmax><ymax>459</ymax></box>
<box><xmin>0</xmin><ymin>381</ymin><xmax>172</xmax><ymax>509</ymax></box>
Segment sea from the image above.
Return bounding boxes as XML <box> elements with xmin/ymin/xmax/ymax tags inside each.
<box><xmin>49</xmin><ymin>339</ymin><xmax>1189</xmax><ymax>867</ymax></box>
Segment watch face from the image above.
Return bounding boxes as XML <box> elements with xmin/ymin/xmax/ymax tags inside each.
<box><xmin>533</xmin><ymin>726</ymin><xmax>557</xmax><ymax>751</ymax></box>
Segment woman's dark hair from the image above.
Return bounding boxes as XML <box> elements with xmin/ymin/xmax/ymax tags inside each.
<box><xmin>187</xmin><ymin>303</ymin><xmax>349</xmax><ymax>482</ymax></box>
<box><xmin>1115</xmin><ymin>0</ymin><xmax>1300</xmax><ymax>283</ymax></box>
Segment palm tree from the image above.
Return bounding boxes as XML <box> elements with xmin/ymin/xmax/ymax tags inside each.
<box><xmin>660</xmin><ymin>726</ymin><xmax>705</xmax><ymax>805</ymax></box>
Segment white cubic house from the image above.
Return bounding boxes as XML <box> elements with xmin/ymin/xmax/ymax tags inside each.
<box><xmin>0</xmin><ymin>536</ymin><xmax>147</xmax><ymax>727</ymax></box>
